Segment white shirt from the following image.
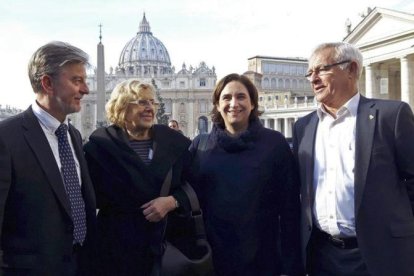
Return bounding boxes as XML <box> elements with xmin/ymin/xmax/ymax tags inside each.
<box><xmin>32</xmin><ymin>101</ymin><xmax>82</xmax><ymax>187</ymax></box>
<box><xmin>313</xmin><ymin>93</ymin><xmax>359</xmax><ymax>237</ymax></box>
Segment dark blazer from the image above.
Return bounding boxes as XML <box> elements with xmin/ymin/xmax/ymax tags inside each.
<box><xmin>0</xmin><ymin>107</ymin><xmax>96</xmax><ymax>275</ymax></box>
<box><xmin>83</xmin><ymin>124</ymin><xmax>191</xmax><ymax>276</ymax></box>
<box><xmin>293</xmin><ymin>95</ymin><xmax>414</xmax><ymax>276</ymax></box>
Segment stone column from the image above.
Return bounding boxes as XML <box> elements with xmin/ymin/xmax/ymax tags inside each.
<box><xmin>276</xmin><ymin>118</ymin><xmax>282</xmax><ymax>132</ymax></box>
<box><xmin>284</xmin><ymin>118</ymin><xmax>289</xmax><ymax>137</ymax></box>
<box><xmin>400</xmin><ymin>56</ymin><xmax>412</xmax><ymax>106</ymax></box>
<box><xmin>264</xmin><ymin>119</ymin><xmax>269</xmax><ymax>128</ymax></box>
<box><xmin>172</xmin><ymin>100</ymin><xmax>179</xmax><ymax>122</ymax></box>
<box><xmin>188</xmin><ymin>100</ymin><xmax>194</xmax><ymax>138</ymax></box>
<box><xmin>365</xmin><ymin>64</ymin><xmax>374</xmax><ymax>98</ymax></box>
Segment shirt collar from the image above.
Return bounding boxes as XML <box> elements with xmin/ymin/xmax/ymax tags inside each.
<box><xmin>317</xmin><ymin>93</ymin><xmax>360</xmax><ymax>120</ymax></box>
<box><xmin>32</xmin><ymin>100</ymin><xmax>69</xmax><ymax>134</ymax></box>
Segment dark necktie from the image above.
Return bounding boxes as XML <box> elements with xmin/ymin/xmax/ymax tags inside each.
<box><xmin>55</xmin><ymin>124</ymin><xmax>87</xmax><ymax>244</ymax></box>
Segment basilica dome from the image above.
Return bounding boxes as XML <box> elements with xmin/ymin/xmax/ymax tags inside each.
<box><xmin>118</xmin><ymin>14</ymin><xmax>172</xmax><ymax>75</ymax></box>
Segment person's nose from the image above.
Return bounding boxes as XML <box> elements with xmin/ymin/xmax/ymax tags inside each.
<box><xmin>308</xmin><ymin>73</ymin><xmax>321</xmax><ymax>85</ymax></box>
<box><xmin>80</xmin><ymin>82</ymin><xmax>89</xmax><ymax>95</ymax></box>
<box><xmin>229</xmin><ymin>97</ymin><xmax>238</xmax><ymax>108</ymax></box>
<box><xmin>144</xmin><ymin>104</ymin><xmax>154</xmax><ymax>111</ymax></box>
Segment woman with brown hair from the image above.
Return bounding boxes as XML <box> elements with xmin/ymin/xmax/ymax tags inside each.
<box><xmin>188</xmin><ymin>73</ymin><xmax>303</xmax><ymax>275</ymax></box>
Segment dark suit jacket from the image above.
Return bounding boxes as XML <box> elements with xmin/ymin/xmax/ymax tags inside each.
<box><xmin>0</xmin><ymin>107</ymin><xmax>96</xmax><ymax>275</ymax></box>
<box><xmin>293</xmin><ymin>95</ymin><xmax>414</xmax><ymax>276</ymax></box>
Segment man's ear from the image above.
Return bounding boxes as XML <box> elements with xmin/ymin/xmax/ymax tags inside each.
<box><xmin>348</xmin><ymin>61</ymin><xmax>359</xmax><ymax>79</ymax></box>
<box><xmin>40</xmin><ymin>75</ymin><xmax>54</xmax><ymax>94</ymax></box>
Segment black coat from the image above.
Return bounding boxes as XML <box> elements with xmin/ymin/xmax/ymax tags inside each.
<box><xmin>84</xmin><ymin>124</ymin><xmax>191</xmax><ymax>276</ymax></box>
<box><xmin>0</xmin><ymin>107</ymin><xmax>97</xmax><ymax>275</ymax></box>
<box><xmin>188</xmin><ymin>120</ymin><xmax>303</xmax><ymax>276</ymax></box>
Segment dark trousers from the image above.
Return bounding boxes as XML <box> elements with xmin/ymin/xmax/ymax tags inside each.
<box><xmin>307</xmin><ymin>229</ymin><xmax>370</xmax><ymax>276</ymax></box>
<box><xmin>2</xmin><ymin>244</ymin><xmax>87</xmax><ymax>276</ymax></box>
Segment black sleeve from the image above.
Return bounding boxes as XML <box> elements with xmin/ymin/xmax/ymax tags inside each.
<box><xmin>277</xmin><ymin>138</ymin><xmax>304</xmax><ymax>275</ymax></box>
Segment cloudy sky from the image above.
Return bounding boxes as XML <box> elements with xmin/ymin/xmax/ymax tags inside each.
<box><xmin>1</xmin><ymin>0</ymin><xmax>413</xmax><ymax>109</ymax></box>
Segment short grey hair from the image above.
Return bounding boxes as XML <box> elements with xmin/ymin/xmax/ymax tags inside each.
<box><xmin>309</xmin><ymin>42</ymin><xmax>363</xmax><ymax>79</ymax></box>
<box><xmin>28</xmin><ymin>41</ymin><xmax>89</xmax><ymax>93</ymax></box>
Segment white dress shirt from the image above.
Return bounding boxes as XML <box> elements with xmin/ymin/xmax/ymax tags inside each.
<box><xmin>32</xmin><ymin>101</ymin><xmax>82</xmax><ymax>187</ymax></box>
<box><xmin>313</xmin><ymin>93</ymin><xmax>360</xmax><ymax>237</ymax></box>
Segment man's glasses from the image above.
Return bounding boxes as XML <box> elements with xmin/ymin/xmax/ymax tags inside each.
<box><xmin>129</xmin><ymin>99</ymin><xmax>160</xmax><ymax>107</ymax></box>
<box><xmin>305</xmin><ymin>60</ymin><xmax>351</xmax><ymax>80</ymax></box>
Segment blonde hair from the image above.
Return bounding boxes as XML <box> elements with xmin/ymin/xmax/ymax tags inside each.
<box><xmin>105</xmin><ymin>79</ymin><xmax>155</xmax><ymax>128</ymax></box>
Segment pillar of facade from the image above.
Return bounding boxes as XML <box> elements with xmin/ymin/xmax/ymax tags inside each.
<box><xmin>187</xmin><ymin>100</ymin><xmax>194</xmax><ymax>138</ymax></box>
<box><xmin>264</xmin><ymin>118</ymin><xmax>269</xmax><ymax>128</ymax></box>
<box><xmin>400</xmin><ymin>56</ymin><xmax>412</xmax><ymax>106</ymax></box>
<box><xmin>172</xmin><ymin>100</ymin><xmax>179</xmax><ymax>122</ymax></box>
<box><xmin>269</xmin><ymin>119</ymin><xmax>275</xmax><ymax>130</ymax></box>
<box><xmin>284</xmin><ymin>118</ymin><xmax>289</xmax><ymax>137</ymax></box>
<box><xmin>276</xmin><ymin>118</ymin><xmax>282</xmax><ymax>132</ymax></box>
<box><xmin>365</xmin><ymin>64</ymin><xmax>374</xmax><ymax>98</ymax></box>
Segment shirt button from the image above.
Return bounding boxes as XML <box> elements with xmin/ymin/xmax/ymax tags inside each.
<box><xmin>330</xmin><ymin>215</ymin><xmax>334</xmax><ymax>219</ymax></box>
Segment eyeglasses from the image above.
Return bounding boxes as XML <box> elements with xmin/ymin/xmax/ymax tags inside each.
<box><xmin>129</xmin><ymin>99</ymin><xmax>160</xmax><ymax>107</ymax></box>
<box><xmin>305</xmin><ymin>60</ymin><xmax>351</xmax><ymax>80</ymax></box>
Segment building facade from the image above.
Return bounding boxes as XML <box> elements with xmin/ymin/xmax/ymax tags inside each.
<box><xmin>69</xmin><ymin>14</ymin><xmax>217</xmax><ymax>140</ymax></box>
<box><xmin>0</xmin><ymin>105</ymin><xmax>23</xmax><ymax>121</ymax></box>
<box><xmin>244</xmin><ymin>56</ymin><xmax>315</xmax><ymax>138</ymax></box>
<box><xmin>344</xmin><ymin>7</ymin><xmax>414</xmax><ymax>107</ymax></box>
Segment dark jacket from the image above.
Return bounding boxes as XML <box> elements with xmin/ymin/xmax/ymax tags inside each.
<box><xmin>84</xmin><ymin>124</ymin><xmax>191</xmax><ymax>276</ymax></box>
<box><xmin>0</xmin><ymin>107</ymin><xmax>96</xmax><ymax>275</ymax></box>
<box><xmin>188</xmin><ymin>119</ymin><xmax>302</xmax><ymax>276</ymax></box>
<box><xmin>293</xmin><ymin>96</ymin><xmax>414</xmax><ymax>276</ymax></box>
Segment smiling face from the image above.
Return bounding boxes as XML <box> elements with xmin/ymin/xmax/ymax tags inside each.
<box><xmin>124</xmin><ymin>88</ymin><xmax>157</xmax><ymax>134</ymax></box>
<box><xmin>216</xmin><ymin>80</ymin><xmax>254</xmax><ymax>134</ymax></box>
<box><xmin>307</xmin><ymin>47</ymin><xmax>356</xmax><ymax>111</ymax></box>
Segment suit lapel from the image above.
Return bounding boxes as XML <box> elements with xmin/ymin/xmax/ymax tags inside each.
<box><xmin>354</xmin><ymin>96</ymin><xmax>376</xmax><ymax>216</ymax></box>
<box><xmin>300</xmin><ymin>113</ymin><xmax>319</xmax><ymax>224</ymax></box>
<box><xmin>22</xmin><ymin>108</ymin><xmax>72</xmax><ymax>218</ymax></box>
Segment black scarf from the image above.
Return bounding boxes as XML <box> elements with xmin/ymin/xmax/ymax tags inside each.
<box><xmin>211</xmin><ymin>119</ymin><xmax>262</xmax><ymax>153</ymax></box>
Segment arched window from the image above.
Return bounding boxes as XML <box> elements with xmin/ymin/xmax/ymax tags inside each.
<box><xmin>278</xmin><ymin>79</ymin><xmax>283</xmax><ymax>89</ymax></box>
<box><xmin>299</xmin><ymin>79</ymin><xmax>304</xmax><ymax>90</ymax></box>
<box><xmin>285</xmin><ymin>79</ymin><xmax>291</xmax><ymax>89</ymax></box>
<box><xmin>271</xmin><ymin>78</ymin><xmax>277</xmax><ymax>89</ymax></box>
<box><xmin>263</xmin><ymin>78</ymin><xmax>269</xmax><ymax>89</ymax></box>
<box><xmin>198</xmin><ymin>116</ymin><xmax>208</xmax><ymax>134</ymax></box>
<box><xmin>292</xmin><ymin>79</ymin><xmax>298</xmax><ymax>89</ymax></box>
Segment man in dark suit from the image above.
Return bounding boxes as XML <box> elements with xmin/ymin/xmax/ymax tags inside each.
<box><xmin>293</xmin><ymin>42</ymin><xmax>414</xmax><ymax>275</ymax></box>
<box><xmin>0</xmin><ymin>41</ymin><xmax>96</xmax><ymax>275</ymax></box>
